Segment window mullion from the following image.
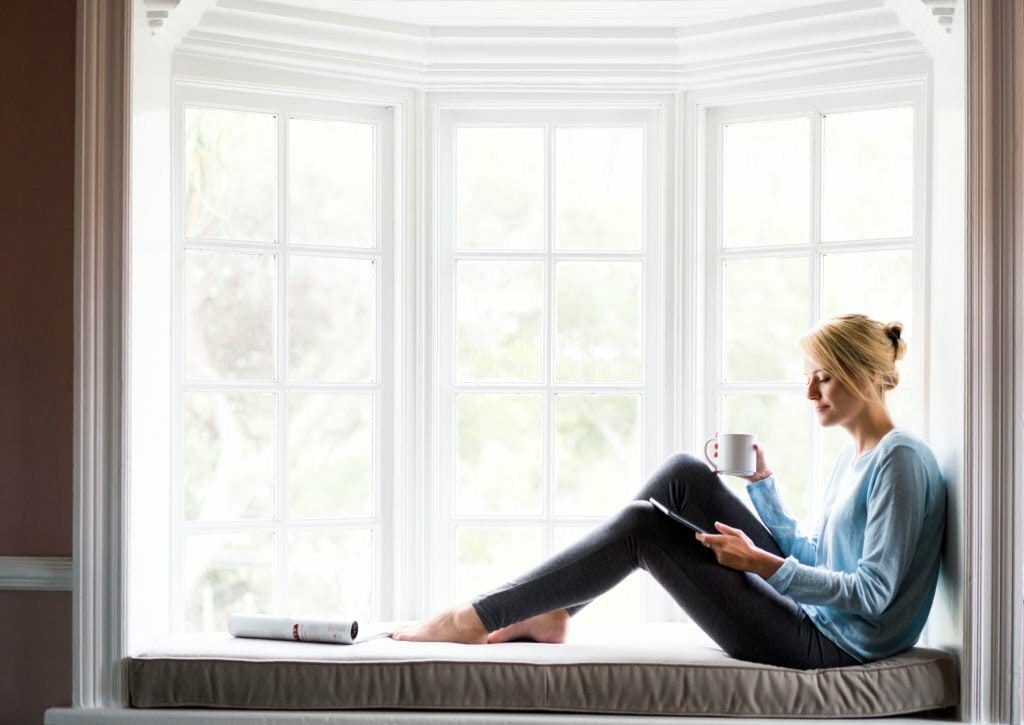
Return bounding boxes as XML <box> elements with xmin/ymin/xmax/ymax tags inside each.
<box><xmin>275</xmin><ymin>108</ymin><xmax>289</xmax><ymax>616</ymax></box>
<box><xmin>808</xmin><ymin>110</ymin><xmax>823</xmax><ymax>520</ymax></box>
<box><xmin>544</xmin><ymin>122</ymin><xmax>555</xmax><ymax>554</ymax></box>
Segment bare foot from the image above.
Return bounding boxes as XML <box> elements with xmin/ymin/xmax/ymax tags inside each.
<box><xmin>390</xmin><ymin>605</ymin><xmax>488</xmax><ymax>643</ymax></box>
<box><xmin>486</xmin><ymin>609</ymin><xmax>571</xmax><ymax>644</ymax></box>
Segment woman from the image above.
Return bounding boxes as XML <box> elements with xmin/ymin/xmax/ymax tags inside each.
<box><xmin>392</xmin><ymin>314</ymin><xmax>946</xmax><ymax>670</ymax></box>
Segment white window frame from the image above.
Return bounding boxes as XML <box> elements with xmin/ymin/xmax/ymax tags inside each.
<box><xmin>166</xmin><ymin>83</ymin><xmax>399</xmax><ymax>631</ymax></box>
<box><xmin>66</xmin><ymin>3</ymin><xmax>1024</xmax><ymax>720</ymax></box>
<box><xmin>431</xmin><ymin>106</ymin><xmax>669</xmax><ymax>619</ymax></box>
<box><xmin>703</xmin><ymin>84</ymin><xmax>929</xmax><ymax>520</ymax></box>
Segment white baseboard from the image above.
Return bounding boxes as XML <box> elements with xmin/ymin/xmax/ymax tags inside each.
<box><xmin>0</xmin><ymin>556</ymin><xmax>73</xmax><ymax>591</ymax></box>
<box><xmin>43</xmin><ymin>709</ymin><xmax>953</xmax><ymax>725</ymax></box>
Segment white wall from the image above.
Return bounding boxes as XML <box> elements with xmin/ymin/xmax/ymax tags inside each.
<box><xmin>924</xmin><ymin>16</ymin><xmax>965</xmax><ymax>662</ymax></box>
<box><xmin>129</xmin><ymin>5</ymin><xmax>174</xmax><ymax>651</ymax></box>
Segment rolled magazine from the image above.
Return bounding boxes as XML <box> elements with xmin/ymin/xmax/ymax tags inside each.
<box><xmin>229</xmin><ymin>614</ymin><xmax>359</xmax><ymax>644</ymax></box>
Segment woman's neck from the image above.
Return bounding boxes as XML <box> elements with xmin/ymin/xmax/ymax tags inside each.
<box><xmin>843</xmin><ymin>401</ymin><xmax>895</xmax><ymax>457</ymax></box>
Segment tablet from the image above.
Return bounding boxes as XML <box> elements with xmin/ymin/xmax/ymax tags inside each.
<box><xmin>648</xmin><ymin>497</ymin><xmax>712</xmax><ymax>534</ymax></box>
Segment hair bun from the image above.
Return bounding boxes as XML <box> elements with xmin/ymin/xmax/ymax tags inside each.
<box><xmin>884</xmin><ymin>322</ymin><xmax>906</xmax><ymax>361</ymax></box>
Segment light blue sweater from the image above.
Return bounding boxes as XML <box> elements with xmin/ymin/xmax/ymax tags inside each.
<box><xmin>746</xmin><ymin>429</ymin><xmax>945</xmax><ymax>663</ymax></box>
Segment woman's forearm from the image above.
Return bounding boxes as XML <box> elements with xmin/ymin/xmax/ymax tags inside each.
<box><xmin>751</xmin><ymin>550</ymin><xmax>784</xmax><ymax>580</ymax></box>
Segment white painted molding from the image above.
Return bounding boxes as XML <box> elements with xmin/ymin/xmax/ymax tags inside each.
<box><xmin>173</xmin><ymin>1</ymin><xmax>926</xmax><ymax>90</ymax></box>
<box><xmin>74</xmin><ymin>0</ymin><xmax>131</xmax><ymax>709</ymax></box>
<box><xmin>921</xmin><ymin>0</ymin><xmax>957</xmax><ymax>33</ymax></box>
<box><xmin>143</xmin><ymin>0</ymin><xmax>181</xmax><ymax>33</ymax></box>
<box><xmin>62</xmin><ymin>0</ymin><xmax>1021</xmax><ymax>720</ymax></box>
<box><xmin>0</xmin><ymin>557</ymin><xmax>73</xmax><ymax>591</ymax></box>
<box><xmin>964</xmin><ymin>0</ymin><xmax>1024</xmax><ymax>722</ymax></box>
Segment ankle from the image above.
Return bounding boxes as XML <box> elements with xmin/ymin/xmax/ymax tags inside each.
<box><xmin>454</xmin><ymin>605</ymin><xmax>487</xmax><ymax>635</ymax></box>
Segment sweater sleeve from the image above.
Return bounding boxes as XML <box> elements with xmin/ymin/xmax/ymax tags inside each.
<box><xmin>746</xmin><ymin>476</ymin><xmax>818</xmax><ymax>565</ymax></box>
<box><xmin>763</xmin><ymin>446</ymin><xmax>928</xmax><ymax>616</ymax></box>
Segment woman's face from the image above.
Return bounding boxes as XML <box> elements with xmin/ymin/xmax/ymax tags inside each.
<box><xmin>803</xmin><ymin>357</ymin><xmax>865</xmax><ymax>428</ymax></box>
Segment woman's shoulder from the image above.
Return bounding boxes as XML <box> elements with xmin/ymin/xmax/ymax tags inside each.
<box><xmin>876</xmin><ymin>428</ymin><xmax>941</xmax><ymax>476</ymax></box>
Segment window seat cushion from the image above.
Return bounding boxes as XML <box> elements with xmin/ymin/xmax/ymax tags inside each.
<box><xmin>126</xmin><ymin>622</ymin><xmax>958</xmax><ymax>718</ymax></box>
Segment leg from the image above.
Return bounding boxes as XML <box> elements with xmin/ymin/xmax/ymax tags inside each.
<box><xmin>470</xmin><ymin>454</ymin><xmax>776</xmax><ymax>626</ymax></box>
<box><xmin>394</xmin><ymin>454</ymin><xmax>768</xmax><ymax>645</ymax></box>
<box><xmin>395</xmin><ymin>454</ymin><xmax>855</xmax><ymax>667</ymax></box>
<box><xmin>633</xmin><ymin>453</ymin><xmax>782</xmax><ymax>553</ymax></box>
<box><xmin>557</xmin><ymin>453</ymin><xmax>783</xmax><ymax>617</ymax></box>
<box><xmin>475</xmin><ymin>498</ymin><xmax>855</xmax><ymax>668</ymax></box>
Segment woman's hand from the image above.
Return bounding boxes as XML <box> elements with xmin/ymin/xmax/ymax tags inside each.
<box><xmin>741</xmin><ymin>443</ymin><xmax>772</xmax><ymax>483</ymax></box>
<box><xmin>696</xmin><ymin>522</ymin><xmax>783</xmax><ymax>579</ymax></box>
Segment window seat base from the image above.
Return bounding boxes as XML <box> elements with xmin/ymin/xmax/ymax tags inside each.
<box><xmin>122</xmin><ymin>623</ymin><xmax>958</xmax><ymax>719</ymax></box>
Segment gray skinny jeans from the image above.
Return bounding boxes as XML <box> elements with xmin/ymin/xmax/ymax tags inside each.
<box><xmin>471</xmin><ymin>454</ymin><xmax>860</xmax><ymax>670</ymax></box>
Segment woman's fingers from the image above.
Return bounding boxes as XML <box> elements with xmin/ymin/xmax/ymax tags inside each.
<box><xmin>699</xmin><ymin>526</ymin><xmax>758</xmax><ymax>572</ymax></box>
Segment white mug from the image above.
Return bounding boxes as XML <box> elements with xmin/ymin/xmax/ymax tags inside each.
<box><xmin>703</xmin><ymin>433</ymin><xmax>757</xmax><ymax>476</ymax></box>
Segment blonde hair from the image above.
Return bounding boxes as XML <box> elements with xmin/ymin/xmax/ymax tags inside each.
<box><xmin>799</xmin><ymin>314</ymin><xmax>907</xmax><ymax>400</ymax></box>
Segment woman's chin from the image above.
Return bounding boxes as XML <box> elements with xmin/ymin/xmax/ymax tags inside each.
<box><xmin>815</xmin><ymin>411</ymin><xmax>836</xmax><ymax>426</ymax></box>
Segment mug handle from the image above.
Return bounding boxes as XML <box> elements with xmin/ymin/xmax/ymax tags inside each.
<box><xmin>703</xmin><ymin>437</ymin><xmax>718</xmax><ymax>471</ymax></box>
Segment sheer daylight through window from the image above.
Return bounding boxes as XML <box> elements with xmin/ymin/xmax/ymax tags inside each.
<box><xmin>711</xmin><ymin>98</ymin><xmax>921</xmax><ymax>525</ymax></box>
<box><xmin>437</xmin><ymin>112</ymin><xmax>664</xmax><ymax>623</ymax></box>
<box><xmin>177</xmin><ymin>95</ymin><xmax>393</xmax><ymax>632</ymax></box>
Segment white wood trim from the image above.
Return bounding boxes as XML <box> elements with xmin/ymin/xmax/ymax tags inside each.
<box><xmin>963</xmin><ymin>0</ymin><xmax>1024</xmax><ymax>722</ymax></box>
<box><xmin>173</xmin><ymin>1</ymin><xmax>927</xmax><ymax>91</ymax></box>
<box><xmin>73</xmin><ymin>0</ymin><xmax>131</xmax><ymax>709</ymax></box>
<box><xmin>0</xmin><ymin>556</ymin><xmax>73</xmax><ymax>591</ymax></box>
<box><xmin>71</xmin><ymin>0</ymin><xmax>1023</xmax><ymax>720</ymax></box>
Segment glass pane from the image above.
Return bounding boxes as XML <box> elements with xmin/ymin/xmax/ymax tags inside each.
<box><xmin>822</xmin><ymin>107</ymin><xmax>913</xmax><ymax>242</ymax></box>
<box><xmin>185</xmin><ymin>108</ymin><xmax>276</xmax><ymax>242</ymax></box>
<box><xmin>723</xmin><ymin>117</ymin><xmax>810</xmax><ymax>247</ymax></box>
<box><xmin>456</xmin><ymin>394</ymin><xmax>543</xmax><ymax>515</ymax></box>
<box><xmin>288</xmin><ymin>392</ymin><xmax>373</xmax><ymax>519</ymax></box>
<box><xmin>554</xmin><ymin>394</ymin><xmax>641</xmax><ymax>516</ymax></box>
<box><xmin>555</xmin><ymin>261</ymin><xmax>642</xmax><ymax>383</ymax></box>
<box><xmin>555</xmin><ymin>127</ymin><xmax>643</xmax><ymax>251</ymax></box>
<box><xmin>184</xmin><ymin>392</ymin><xmax>275</xmax><ymax>521</ymax></box>
<box><xmin>553</xmin><ymin>526</ymin><xmax>647</xmax><ymax>625</ymax></box>
<box><xmin>456</xmin><ymin>261</ymin><xmax>543</xmax><ymax>382</ymax></box>
<box><xmin>287</xmin><ymin>528</ymin><xmax>373</xmax><ymax>618</ymax></box>
<box><xmin>185</xmin><ymin>251</ymin><xmax>275</xmax><ymax>381</ymax></box>
<box><xmin>820</xmin><ymin>249</ymin><xmax>913</xmax><ymax>375</ymax></box>
<box><xmin>723</xmin><ymin>394</ymin><xmax>812</xmax><ymax>523</ymax></box>
<box><xmin>184</xmin><ymin>531</ymin><xmax>274</xmax><ymax>633</ymax></box>
<box><xmin>722</xmin><ymin>257</ymin><xmax>809</xmax><ymax>382</ymax></box>
<box><xmin>289</xmin><ymin>118</ymin><xmax>374</xmax><ymax>247</ymax></box>
<box><xmin>288</xmin><ymin>256</ymin><xmax>375</xmax><ymax>383</ymax></box>
<box><xmin>457</xmin><ymin>127</ymin><xmax>544</xmax><ymax>249</ymax></box>
<box><xmin>455</xmin><ymin>527</ymin><xmax>542</xmax><ymax>603</ymax></box>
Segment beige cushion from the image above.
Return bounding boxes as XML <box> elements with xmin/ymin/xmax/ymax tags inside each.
<box><xmin>127</xmin><ymin>623</ymin><xmax>958</xmax><ymax>717</ymax></box>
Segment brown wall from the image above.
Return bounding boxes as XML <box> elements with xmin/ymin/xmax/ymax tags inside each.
<box><xmin>0</xmin><ymin>0</ymin><xmax>77</xmax><ymax>722</ymax></box>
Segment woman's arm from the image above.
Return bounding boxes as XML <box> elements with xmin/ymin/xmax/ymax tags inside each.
<box><xmin>696</xmin><ymin>522</ymin><xmax>785</xmax><ymax>578</ymax></box>
<box><xmin>745</xmin><ymin>476</ymin><xmax>820</xmax><ymax>565</ymax></box>
<box><xmin>758</xmin><ymin>446</ymin><xmax>929</xmax><ymax>616</ymax></box>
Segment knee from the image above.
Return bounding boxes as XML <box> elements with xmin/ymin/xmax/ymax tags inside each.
<box><xmin>615</xmin><ymin>500</ymin><xmax>661</xmax><ymax>532</ymax></box>
<box><xmin>661</xmin><ymin>453</ymin><xmax>714</xmax><ymax>481</ymax></box>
